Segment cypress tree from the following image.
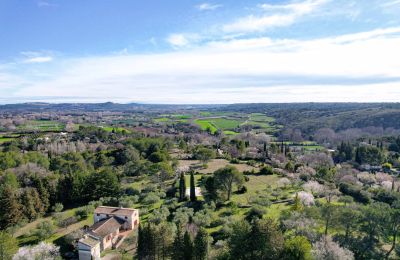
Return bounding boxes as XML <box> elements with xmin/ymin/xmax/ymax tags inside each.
<box><xmin>194</xmin><ymin>228</ymin><xmax>209</xmax><ymax>260</ymax></box>
<box><xmin>172</xmin><ymin>228</ymin><xmax>184</xmax><ymax>260</ymax></box>
<box><xmin>183</xmin><ymin>230</ymin><xmax>193</xmax><ymax>260</ymax></box>
<box><xmin>179</xmin><ymin>172</ymin><xmax>186</xmax><ymax>201</ymax></box>
<box><xmin>190</xmin><ymin>172</ymin><xmax>196</xmax><ymax>202</ymax></box>
<box><xmin>137</xmin><ymin>225</ymin><xmax>145</xmax><ymax>259</ymax></box>
<box><xmin>138</xmin><ymin>224</ymin><xmax>156</xmax><ymax>260</ymax></box>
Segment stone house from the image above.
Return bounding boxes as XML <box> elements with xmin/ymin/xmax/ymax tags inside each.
<box><xmin>78</xmin><ymin>206</ymin><xmax>139</xmax><ymax>260</ymax></box>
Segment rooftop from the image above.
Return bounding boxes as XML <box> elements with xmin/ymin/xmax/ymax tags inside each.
<box><xmin>79</xmin><ymin>235</ymin><xmax>100</xmax><ymax>247</ymax></box>
<box><xmin>94</xmin><ymin>206</ymin><xmax>138</xmax><ymax>216</ymax></box>
<box><xmin>90</xmin><ymin>217</ymin><xmax>125</xmax><ymax>238</ymax></box>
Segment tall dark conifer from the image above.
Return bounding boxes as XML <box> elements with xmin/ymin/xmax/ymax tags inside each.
<box><xmin>194</xmin><ymin>228</ymin><xmax>209</xmax><ymax>260</ymax></box>
<box><xmin>183</xmin><ymin>230</ymin><xmax>193</xmax><ymax>260</ymax></box>
<box><xmin>190</xmin><ymin>172</ymin><xmax>196</xmax><ymax>202</ymax></box>
<box><xmin>179</xmin><ymin>172</ymin><xmax>186</xmax><ymax>201</ymax></box>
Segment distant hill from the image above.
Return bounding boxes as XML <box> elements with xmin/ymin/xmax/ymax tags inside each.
<box><xmin>218</xmin><ymin>103</ymin><xmax>400</xmax><ymax>134</ymax></box>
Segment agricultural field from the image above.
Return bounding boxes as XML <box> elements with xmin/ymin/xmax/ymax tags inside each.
<box><xmin>194</xmin><ymin>118</ymin><xmax>242</xmax><ymax>133</ymax></box>
<box><xmin>17</xmin><ymin>120</ymin><xmax>65</xmax><ymax>132</ymax></box>
<box><xmin>0</xmin><ymin>134</ymin><xmax>19</xmax><ymax>143</ymax></box>
<box><xmin>101</xmin><ymin>126</ymin><xmax>131</xmax><ymax>133</ymax></box>
<box><xmin>193</xmin><ymin>112</ymin><xmax>280</xmax><ymax>135</ymax></box>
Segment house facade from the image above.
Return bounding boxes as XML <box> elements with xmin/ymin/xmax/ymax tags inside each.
<box><xmin>78</xmin><ymin>206</ymin><xmax>139</xmax><ymax>260</ymax></box>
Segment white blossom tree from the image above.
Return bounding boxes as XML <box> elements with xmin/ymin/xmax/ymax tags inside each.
<box><xmin>312</xmin><ymin>236</ymin><xmax>354</xmax><ymax>260</ymax></box>
<box><xmin>303</xmin><ymin>181</ymin><xmax>324</xmax><ymax>196</ymax></box>
<box><xmin>13</xmin><ymin>242</ymin><xmax>60</xmax><ymax>260</ymax></box>
<box><xmin>297</xmin><ymin>191</ymin><xmax>315</xmax><ymax>206</ymax></box>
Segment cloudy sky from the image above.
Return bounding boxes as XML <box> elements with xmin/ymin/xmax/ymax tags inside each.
<box><xmin>1</xmin><ymin>0</ymin><xmax>400</xmax><ymax>104</ymax></box>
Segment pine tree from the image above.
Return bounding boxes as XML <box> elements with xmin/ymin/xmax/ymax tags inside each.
<box><xmin>183</xmin><ymin>230</ymin><xmax>193</xmax><ymax>260</ymax></box>
<box><xmin>179</xmin><ymin>172</ymin><xmax>186</xmax><ymax>201</ymax></box>
<box><xmin>194</xmin><ymin>228</ymin><xmax>209</xmax><ymax>260</ymax></box>
<box><xmin>33</xmin><ymin>177</ymin><xmax>50</xmax><ymax>213</ymax></box>
<box><xmin>0</xmin><ymin>186</ymin><xmax>22</xmax><ymax>229</ymax></box>
<box><xmin>21</xmin><ymin>188</ymin><xmax>44</xmax><ymax>221</ymax></box>
<box><xmin>190</xmin><ymin>172</ymin><xmax>196</xmax><ymax>202</ymax></box>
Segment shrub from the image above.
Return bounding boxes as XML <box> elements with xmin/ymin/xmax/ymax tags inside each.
<box><xmin>245</xmin><ymin>205</ymin><xmax>266</xmax><ymax>221</ymax></box>
<box><xmin>142</xmin><ymin>192</ymin><xmax>160</xmax><ymax>205</ymax></box>
<box><xmin>125</xmin><ymin>187</ymin><xmax>140</xmax><ymax>196</ymax></box>
<box><xmin>339</xmin><ymin>183</ymin><xmax>371</xmax><ymax>204</ymax></box>
<box><xmin>57</xmin><ymin>216</ymin><xmax>79</xmax><ymax>228</ymax></box>
<box><xmin>237</xmin><ymin>185</ymin><xmax>248</xmax><ymax>194</ymax></box>
<box><xmin>259</xmin><ymin>165</ymin><xmax>274</xmax><ymax>175</ymax></box>
<box><xmin>230</xmin><ymin>158</ymin><xmax>240</xmax><ymax>164</ymax></box>
<box><xmin>75</xmin><ymin>205</ymin><xmax>94</xmax><ymax>220</ymax></box>
<box><xmin>35</xmin><ymin>221</ymin><xmax>55</xmax><ymax>241</ymax></box>
<box><xmin>51</xmin><ymin>203</ymin><xmax>63</xmax><ymax>213</ymax></box>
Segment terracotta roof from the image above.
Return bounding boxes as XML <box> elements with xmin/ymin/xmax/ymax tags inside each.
<box><xmin>94</xmin><ymin>206</ymin><xmax>137</xmax><ymax>216</ymax></box>
<box><xmin>90</xmin><ymin>217</ymin><xmax>125</xmax><ymax>238</ymax></box>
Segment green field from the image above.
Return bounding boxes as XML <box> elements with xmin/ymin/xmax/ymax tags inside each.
<box><xmin>102</xmin><ymin>126</ymin><xmax>131</xmax><ymax>133</ymax></box>
<box><xmin>17</xmin><ymin>120</ymin><xmax>65</xmax><ymax>132</ymax></box>
<box><xmin>249</xmin><ymin>113</ymin><xmax>275</xmax><ymax>122</ymax></box>
<box><xmin>194</xmin><ymin>118</ymin><xmax>242</xmax><ymax>133</ymax></box>
<box><xmin>194</xmin><ymin>119</ymin><xmax>218</xmax><ymax>133</ymax></box>
<box><xmin>223</xmin><ymin>130</ymin><xmax>239</xmax><ymax>135</ymax></box>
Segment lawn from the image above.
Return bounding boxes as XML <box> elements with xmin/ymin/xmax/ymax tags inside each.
<box><xmin>178</xmin><ymin>159</ymin><xmax>257</xmax><ymax>174</ymax></box>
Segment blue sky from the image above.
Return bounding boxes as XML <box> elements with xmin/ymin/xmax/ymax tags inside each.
<box><xmin>1</xmin><ymin>0</ymin><xmax>400</xmax><ymax>104</ymax></box>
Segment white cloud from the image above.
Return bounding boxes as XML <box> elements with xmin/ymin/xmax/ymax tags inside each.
<box><xmin>23</xmin><ymin>56</ymin><xmax>53</xmax><ymax>63</ymax></box>
<box><xmin>382</xmin><ymin>0</ymin><xmax>400</xmax><ymax>7</ymax></box>
<box><xmin>20</xmin><ymin>51</ymin><xmax>54</xmax><ymax>63</ymax></box>
<box><xmin>7</xmin><ymin>27</ymin><xmax>400</xmax><ymax>103</ymax></box>
<box><xmin>37</xmin><ymin>1</ymin><xmax>57</xmax><ymax>7</ymax></box>
<box><xmin>196</xmin><ymin>3</ymin><xmax>222</xmax><ymax>11</ymax></box>
<box><xmin>166</xmin><ymin>34</ymin><xmax>200</xmax><ymax>48</ymax></box>
<box><xmin>223</xmin><ymin>0</ymin><xmax>328</xmax><ymax>33</ymax></box>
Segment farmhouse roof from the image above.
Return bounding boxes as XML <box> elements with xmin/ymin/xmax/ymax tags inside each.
<box><xmin>89</xmin><ymin>217</ymin><xmax>125</xmax><ymax>238</ymax></box>
<box><xmin>94</xmin><ymin>206</ymin><xmax>137</xmax><ymax>216</ymax></box>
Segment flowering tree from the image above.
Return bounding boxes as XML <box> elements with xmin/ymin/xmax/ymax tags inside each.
<box><xmin>277</xmin><ymin>178</ymin><xmax>291</xmax><ymax>189</ymax></box>
<box><xmin>357</xmin><ymin>172</ymin><xmax>376</xmax><ymax>187</ymax></box>
<box><xmin>375</xmin><ymin>172</ymin><xmax>392</xmax><ymax>184</ymax></box>
<box><xmin>311</xmin><ymin>236</ymin><xmax>354</xmax><ymax>260</ymax></box>
<box><xmin>296</xmin><ymin>166</ymin><xmax>316</xmax><ymax>181</ymax></box>
<box><xmin>381</xmin><ymin>180</ymin><xmax>393</xmax><ymax>191</ymax></box>
<box><xmin>303</xmin><ymin>181</ymin><xmax>324</xmax><ymax>196</ymax></box>
<box><xmin>297</xmin><ymin>191</ymin><xmax>314</xmax><ymax>206</ymax></box>
<box><xmin>13</xmin><ymin>242</ymin><xmax>60</xmax><ymax>260</ymax></box>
